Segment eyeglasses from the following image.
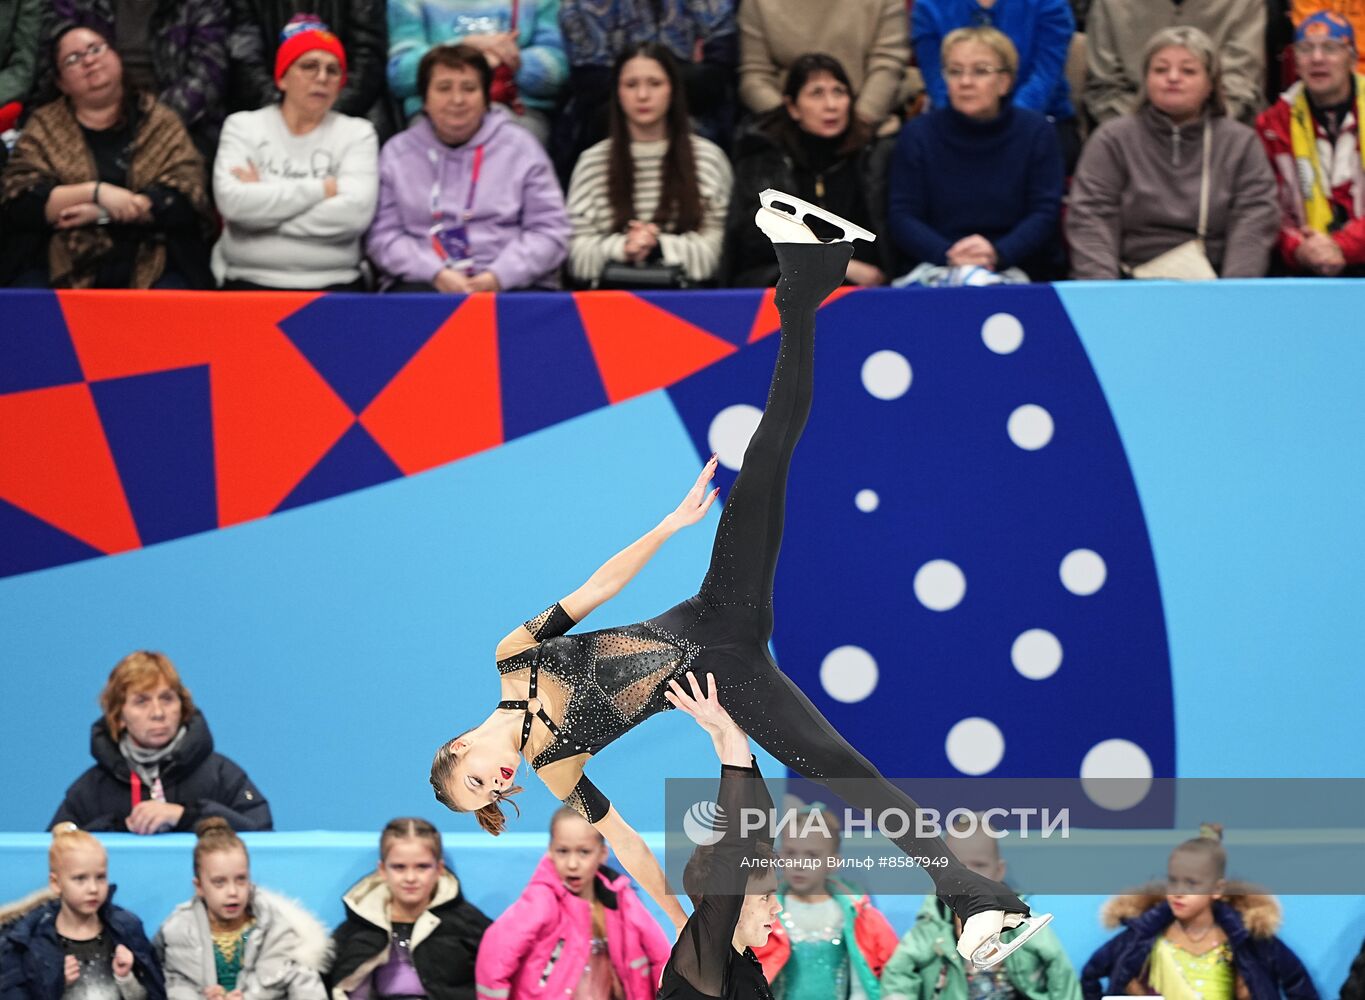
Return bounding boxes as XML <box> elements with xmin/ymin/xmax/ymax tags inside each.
<box><xmin>293</xmin><ymin>58</ymin><xmax>343</xmax><ymax>79</ymax></box>
<box><xmin>1293</xmin><ymin>40</ymin><xmax>1351</xmax><ymax>58</ymax></box>
<box><xmin>943</xmin><ymin>65</ymin><xmax>1008</xmax><ymax>81</ymax></box>
<box><xmin>60</xmin><ymin>41</ymin><xmax>109</xmax><ymax>68</ymax></box>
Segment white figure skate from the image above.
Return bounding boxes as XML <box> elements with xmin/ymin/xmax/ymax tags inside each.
<box><xmin>959</xmin><ymin>911</ymin><xmax>1055</xmax><ymax>970</ymax></box>
<box><xmin>755</xmin><ymin>188</ymin><xmax>877</xmax><ymax>244</ymax></box>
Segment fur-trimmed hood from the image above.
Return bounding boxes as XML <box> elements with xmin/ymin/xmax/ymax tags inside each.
<box><xmin>1101</xmin><ymin>881</ymin><xmax>1282</xmax><ymax>938</ymax></box>
<box><xmin>0</xmin><ymin>888</ymin><xmax>58</xmax><ymax>932</ymax></box>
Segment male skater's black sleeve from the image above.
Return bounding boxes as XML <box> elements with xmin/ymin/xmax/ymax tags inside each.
<box><xmin>666</xmin><ymin>757</ymin><xmax>773</xmax><ymax>996</ymax></box>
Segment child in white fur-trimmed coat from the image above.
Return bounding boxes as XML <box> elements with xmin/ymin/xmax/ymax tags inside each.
<box><xmin>155</xmin><ymin>818</ymin><xmax>331</xmax><ymax>1000</ymax></box>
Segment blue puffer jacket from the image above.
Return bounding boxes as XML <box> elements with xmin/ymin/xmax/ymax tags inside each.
<box><xmin>0</xmin><ymin>891</ymin><xmax>166</xmax><ymax>1000</ymax></box>
<box><xmin>1080</xmin><ymin>886</ymin><xmax>1317</xmax><ymax>1000</ymax></box>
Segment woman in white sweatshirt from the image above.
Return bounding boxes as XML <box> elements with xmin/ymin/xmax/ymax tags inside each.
<box><xmin>212</xmin><ymin>14</ymin><xmax>378</xmax><ymax>290</ymax></box>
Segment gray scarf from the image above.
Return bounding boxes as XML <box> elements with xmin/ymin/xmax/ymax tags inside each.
<box><xmin>119</xmin><ymin>726</ymin><xmax>188</xmax><ymax>787</ymax></box>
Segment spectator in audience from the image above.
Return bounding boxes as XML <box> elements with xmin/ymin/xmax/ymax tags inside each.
<box><xmin>156</xmin><ymin>818</ymin><xmax>329</xmax><ymax>1000</ymax></box>
<box><xmin>389</xmin><ymin>0</ymin><xmax>565</xmax><ymax>144</ymax></box>
<box><xmin>888</xmin><ymin>26</ymin><xmax>1065</xmax><ymax>282</ymax></box>
<box><xmin>739</xmin><ymin>0</ymin><xmax>911</xmax><ymax>133</ymax></box>
<box><xmin>226</xmin><ymin>0</ymin><xmax>386</xmax><ymax>119</ymax></box>
<box><xmin>1293</xmin><ymin>0</ymin><xmax>1365</xmax><ymax>72</ymax></box>
<box><xmin>1257</xmin><ymin>10</ymin><xmax>1365</xmax><ymax>275</ymax></box>
<box><xmin>368</xmin><ymin>43</ymin><xmax>569</xmax><ymax>291</ymax></box>
<box><xmin>0</xmin><ymin>825</ymin><xmax>166</xmax><ymax>1000</ymax></box>
<box><xmin>1067</xmin><ymin>26</ymin><xmax>1279</xmax><ymax>279</ymax></box>
<box><xmin>1080</xmin><ymin>825</ymin><xmax>1317</xmax><ymax>1000</ymax></box>
<box><xmin>213</xmin><ymin>14</ymin><xmax>378</xmax><ymax>290</ymax></box>
<box><xmin>724</xmin><ymin>53</ymin><xmax>894</xmax><ymax>287</ymax></box>
<box><xmin>46</xmin><ymin>651</ymin><xmax>272</xmax><ymax>833</ymax></box>
<box><xmin>566</xmin><ymin>42</ymin><xmax>732</xmax><ymax>287</ymax></box>
<box><xmin>0</xmin><ymin>0</ymin><xmax>41</xmax><ymax>132</ymax></box>
<box><xmin>881</xmin><ymin>816</ymin><xmax>1081</xmax><ymax>1000</ymax></box>
<box><xmin>910</xmin><ymin>0</ymin><xmax>1080</xmax><ymax>167</ymax></box>
<box><xmin>752</xmin><ymin>804</ymin><xmax>899</xmax><ymax>1000</ymax></box>
<box><xmin>43</xmin><ymin>0</ymin><xmax>229</xmax><ymax>156</ymax></box>
<box><xmin>1085</xmin><ymin>0</ymin><xmax>1266</xmax><ymax>126</ymax></box>
<box><xmin>1</xmin><ymin>27</ymin><xmax>213</xmax><ymax>288</ymax></box>
<box><xmin>326</xmin><ymin>818</ymin><xmax>491</xmax><ymax>1000</ymax></box>
<box><xmin>474</xmin><ymin>807</ymin><xmax>670</xmax><ymax>1000</ymax></box>
<box><xmin>557</xmin><ymin>0</ymin><xmax>735</xmax><ymax>176</ymax></box>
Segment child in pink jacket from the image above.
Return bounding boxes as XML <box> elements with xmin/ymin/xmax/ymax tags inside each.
<box><xmin>474</xmin><ymin>808</ymin><xmax>670</xmax><ymax>1000</ymax></box>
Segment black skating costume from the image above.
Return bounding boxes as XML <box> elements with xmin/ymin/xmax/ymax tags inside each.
<box><xmin>497</xmin><ymin>240</ymin><xmax>1028</xmax><ymax>925</ymax></box>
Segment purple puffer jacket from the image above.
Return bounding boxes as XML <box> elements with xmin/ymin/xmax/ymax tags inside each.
<box><xmin>367</xmin><ymin>106</ymin><xmax>569</xmax><ymax>290</ymax></box>
<box><xmin>474</xmin><ymin>855</ymin><xmax>671</xmax><ymax>1000</ymax></box>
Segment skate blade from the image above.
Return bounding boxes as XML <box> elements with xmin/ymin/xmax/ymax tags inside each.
<box><xmin>971</xmin><ymin>913</ymin><xmax>1054</xmax><ymax>970</ymax></box>
<box><xmin>758</xmin><ymin>188</ymin><xmax>877</xmax><ymax>244</ymax></box>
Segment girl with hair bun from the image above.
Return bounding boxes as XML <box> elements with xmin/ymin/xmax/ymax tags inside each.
<box><xmin>325</xmin><ymin>820</ymin><xmax>490</xmax><ymax>1000</ymax></box>
<box><xmin>1081</xmin><ymin>824</ymin><xmax>1318</xmax><ymax>1000</ymax></box>
<box><xmin>0</xmin><ymin>825</ymin><xmax>165</xmax><ymax>1000</ymax></box>
<box><xmin>154</xmin><ymin>818</ymin><xmax>329</xmax><ymax>1000</ymax></box>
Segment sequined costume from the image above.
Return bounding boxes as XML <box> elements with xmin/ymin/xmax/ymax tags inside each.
<box><xmin>497</xmin><ymin>240</ymin><xmax>1030</xmax><ymax>925</ymax></box>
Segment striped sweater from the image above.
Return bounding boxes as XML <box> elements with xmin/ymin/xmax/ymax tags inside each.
<box><xmin>566</xmin><ymin>134</ymin><xmax>733</xmax><ymax>284</ymax></box>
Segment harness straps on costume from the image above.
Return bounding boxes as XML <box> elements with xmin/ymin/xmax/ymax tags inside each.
<box><xmin>497</xmin><ymin>659</ymin><xmax>561</xmax><ymax>751</ymax></box>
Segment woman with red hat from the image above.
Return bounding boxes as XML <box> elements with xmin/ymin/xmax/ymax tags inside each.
<box><xmin>212</xmin><ymin>13</ymin><xmax>379</xmax><ymax>290</ymax></box>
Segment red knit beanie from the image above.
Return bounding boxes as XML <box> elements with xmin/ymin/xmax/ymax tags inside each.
<box><xmin>275</xmin><ymin>14</ymin><xmax>348</xmax><ymax>87</ymax></box>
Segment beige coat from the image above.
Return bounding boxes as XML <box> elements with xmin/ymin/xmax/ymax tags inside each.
<box><xmin>1084</xmin><ymin>0</ymin><xmax>1266</xmax><ymax>126</ymax></box>
<box><xmin>738</xmin><ymin>0</ymin><xmax>910</xmax><ymax>126</ymax></box>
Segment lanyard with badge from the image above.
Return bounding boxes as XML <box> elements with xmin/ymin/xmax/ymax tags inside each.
<box><xmin>429</xmin><ymin>144</ymin><xmax>484</xmax><ymax>272</ymax></box>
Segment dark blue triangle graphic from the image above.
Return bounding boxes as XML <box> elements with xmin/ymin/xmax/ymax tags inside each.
<box><xmin>0</xmin><ymin>291</ymin><xmax>85</xmax><ymax>395</ymax></box>
<box><xmin>89</xmin><ymin>366</ymin><xmax>217</xmax><ymax>547</ymax></box>
<box><xmin>0</xmin><ymin>497</ymin><xmax>103</xmax><ymax>578</ymax></box>
<box><xmin>276</xmin><ymin>422</ymin><xmax>403</xmax><ymax>512</ymax></box>
<box><xmin>498</xmin><ymin>294</ymin><xmax>608</xmax><ymax>441</ymax></box>
<box><xmin>633</xmin><ymin>289</ymin><xmax>765</xmax><ymax>348</ymax></box>
<box><xmin>278</xmin><ymin>295</ymin><xmax>455</xmax><ymax>414</ymax></box>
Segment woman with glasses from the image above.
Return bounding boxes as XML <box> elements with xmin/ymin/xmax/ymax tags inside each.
<box><xmin>0</xmin><ymin>24</ymin><xmax>212</xmax><ymax>287</ymax></box>
<box><xmin>212</xmin><ymin>14</ymin><xmax>378</xmax><ymax>290</ymax></box>
<box><xmin>910</xmin><ymin>0</ymin><xmax>1080</xmax><ymax>168</ymax></box>
<box><xmin>887</xmin><ymin>27</ymin><xmax>1065</xmax><ymax>283</ymax></box>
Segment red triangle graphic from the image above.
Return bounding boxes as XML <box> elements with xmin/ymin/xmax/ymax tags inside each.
<box><xmin>747</xmin><ymin>285</ymin><xmax>861</xmax><ymax>343</ymax></box>
<box><xmin>0</xmin><ymin>383</ymin><xmax>140</xmax><ymax>554</ymax></box>
<box><xmin>361</xmin><ymin>294</ymin><xmax>504</xmax><ymax>476</ymax></box>
<box><xmin>59</xmin><ymin>291</ymin><xmax>354</xmax><ymax>527</ymax></box>
<box><xmin>575</xmin><ymin>292</ymin><xmax>737</xmax><ymax>404</ymax></box>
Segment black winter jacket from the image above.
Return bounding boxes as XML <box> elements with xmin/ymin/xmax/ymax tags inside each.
<box><xmin>325</xmin><ymin>872</ymin><xmax>490</xmax><ymax>1000</ymax></box>
<box><xmin>722</xmin><ymin>120</ymin><xmax>893</xmax><ymax>287</ymax></box>
<box><xmin>226</xmin><ymin>0</ymin><xmax>387</xmax><ymax>118</ymax></box>
<box><xmin>48</xmin><ymin>710</ymin><xmax>272</xmax><ymax>833</ymax></box>
<box><xmin>0</xmin><ymin>893</ymin><xmax>166</xmax><ymax>1000</ymax></box>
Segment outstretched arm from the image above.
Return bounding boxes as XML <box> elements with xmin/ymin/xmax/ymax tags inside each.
<box><xmin>494</xmin><ymin>457</ymin><xmax>719</xmax><ymax>659</ymax></box>
<box><xmin>595</xmin><ymin>805</ymin><xmax>689</xmax><ymax>930</ymax></box>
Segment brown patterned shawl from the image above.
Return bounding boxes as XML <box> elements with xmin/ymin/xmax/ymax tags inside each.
<box><xmin>1</xmin><ymin>92</ymin><xmax>209</xmax><ymax>288</ymax></box>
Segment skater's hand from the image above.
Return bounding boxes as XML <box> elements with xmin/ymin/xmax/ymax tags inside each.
<box><xmin>111</xmin><ymin>945</ymin><xmax>134</xmax><ymax>980</ymax></box>
<box><xmin>663</xmin><ymin>455</ymin><xmax>719</xmax><ymax>530</ymax></box>
<box><xmin>665</xmin><ymin>671</ymin><xmax>740</xmax><ymax>734</ymax></box>
<box><xmin>666</xmin><ymin>671</ymin><xmax>750</xmax><ymax>765</ymax></box>
<box><xmin>65</xmin><ymin>955</ymin><xmax>81</xmax><ymax>985</ymax></box>
<box><xmin>204</xmin><ymin>987</ymin><xmax>227</xmax><ymax>1000</ymax></box>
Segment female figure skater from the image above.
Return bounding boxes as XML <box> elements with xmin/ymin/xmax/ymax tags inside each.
<box><xmin>429</xmin><ymin>192</ymin><xmax>1047</xmax><ymax>967</ymax></box>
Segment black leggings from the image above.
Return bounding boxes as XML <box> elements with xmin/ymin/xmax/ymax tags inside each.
<box><xmin>653</xmin><ymin>241</ymin><xmax>1026</xmax><ymax>920</ymax></box>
